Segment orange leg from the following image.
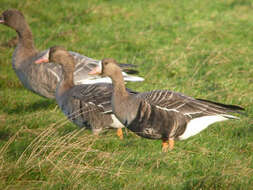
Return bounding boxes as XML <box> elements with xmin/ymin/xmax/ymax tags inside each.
<box><xmin>117</xmin><ymin>128</ymin><xmax>124</xmax><ymax>140</ymax></box>
<box><xmin>169</xmin><ymin>139</ymin><xmax>174</xmax><ymax>150</ymax></box>
<box><xmin>162</xmin><ymin>140</ymin><xmax>169</xmax><ymax>152</ymax></box>
<box><xmin>162</xmin><ymin>139</ymin><xmax>174</xmax><ymax>152</ymax></box>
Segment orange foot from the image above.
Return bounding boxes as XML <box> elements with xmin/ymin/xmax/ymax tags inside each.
<box><xmin>117</xmin><ymin>128</ymin><xmax>124</xmax><ymax>140</ymax></box>
<box><xmin>162</xmin><ymin>139</ymin><xmax>174</xmax><ymax>152</ymax></box>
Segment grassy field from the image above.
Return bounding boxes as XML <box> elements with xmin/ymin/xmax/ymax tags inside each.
<box><xmin>0</xmin><ymin>0</ymin><xmax>253</xmax><ymax>189</ymax></box>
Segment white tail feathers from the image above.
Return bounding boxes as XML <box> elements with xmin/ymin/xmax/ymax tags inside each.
<box><xmin>76</xmin><ymin>73</ymin><xmax>144</xmax><ymax>84</ymax></box>
<box><xmin>179</xmin><ymin>115</ymin><xmax>231</xmax><ymax>140</ymax></box>
<box><xmin>122</xmin><ymin>72</ymin><xmax>144</xmax><ymax>82</ymax></box>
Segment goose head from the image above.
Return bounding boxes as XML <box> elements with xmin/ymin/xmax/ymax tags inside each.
<box><xmin>48</xmin><ymin>46</ymin><xmax>75</xmax><ymax>70</ymax></box>
<box><xmin>0</xmin><ymin>9</ymin><xmax>26</xmax><ymax>31</ymax></box>
<box><xmin>89</xmin><ymin>58</ymin><xmax>121</xmax><ymax>79</ymax></box>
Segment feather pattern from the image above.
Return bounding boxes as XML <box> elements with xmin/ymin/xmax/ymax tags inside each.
<box><xmin>57</xmin><ymin>83</ymin><xmax>137</xmax><ymax>133</ymax></box>
<box><xmin>124</xmin><ymin>89</ymin><xmax>244</xmax><ymax>140</ymax></box>
<box><xmin>137</xmin><ymin>90</ymin><xmax>243</xmax><ymax>119</ymax></box>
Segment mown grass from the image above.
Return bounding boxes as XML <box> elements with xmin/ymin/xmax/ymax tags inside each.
<box><xmin>0</xmin><ymin>0</ymin><xmax>253</xmax><ymax>189</ymax></box>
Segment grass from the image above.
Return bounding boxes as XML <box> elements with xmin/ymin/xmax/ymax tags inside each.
<box><xmin>0</xmin><ymin>0</ymin><xmax>253</xmax><ymax>189</ymax></box>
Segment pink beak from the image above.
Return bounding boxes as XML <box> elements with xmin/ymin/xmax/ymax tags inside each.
<box><xmin>35</xmin><ymin>57</ymin><xmax>49</xmax><ymax>64</ymax></box>
<box><xmin>88</xmin><ymin>66</ymin><xmax>102</xmax><ymax>75</ymax></box>
<box><xmin>89</xmin><ymin>61</ymin><xmax>102</xmax><ymax>75</ymax></box>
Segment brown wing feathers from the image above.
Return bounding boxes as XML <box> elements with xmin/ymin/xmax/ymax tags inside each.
<box><xmin>137</xmin><ymin>90</ymin><xmax>244</xmax><ymax>120</ymax></box>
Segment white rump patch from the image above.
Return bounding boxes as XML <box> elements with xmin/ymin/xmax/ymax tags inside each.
<box><xmin>122</xmin><ymin>72</ymin><xmax>144</xmax><ymax>82</ymax></box>
<box><xmin>125</xmin><ymin>76</ymin><xmax>145</xmax><ymax>82</ymax></box>
<box><xmin>110</xmin><ymin>114</ymin><xmax>124</xmax><ymax>129</ymax></box>
<box><xmin>179</xmin><ymin>115</ymin><xmax>228</xmax><ymax>140</ymax></box>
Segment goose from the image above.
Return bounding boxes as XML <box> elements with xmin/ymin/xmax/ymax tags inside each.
<box><xmin>0</xmin><ymin>9</ymin><xmax>144</xmax><ymax>99</ymax></box>
<box><xmin>89</xmin><ymin>58</ymin><xmax>245</xmax><ymax>152</ymax></box>
<box><xmin>47</xmin><ymin>46</ymin><xmax>138</xmax><ymax>138</ymax></box>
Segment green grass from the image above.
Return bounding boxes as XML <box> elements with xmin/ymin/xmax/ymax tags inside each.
<box><xmin>0</xmin><ymin>0</ymin><xmax>253</xmax><ymax>189</ymax></box>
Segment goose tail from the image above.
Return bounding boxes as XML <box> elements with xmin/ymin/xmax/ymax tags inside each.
<box><xmin>119</xmin><ymin>63</ymin><xmax>140</xmax><ymax>75</ymax></box>
<box><xmin>196</xmin><ymin>98</ymin><xmax>246</xmax><ymax>116</ymax></box>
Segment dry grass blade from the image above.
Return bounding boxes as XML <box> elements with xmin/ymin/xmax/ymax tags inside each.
<box><xmin>13</xmin><ymin>117</ymin><xmax>132</xmax><ymax>189</ymax></box>
<box><xmin>0</xmin><ymin>126</ymin><xmax>24</xmax><ymax>161</ymax></box>
<box><xmin>16</xmin><ymin>104</ymin><xmax>106</xmax><ymax>165</ymax></box>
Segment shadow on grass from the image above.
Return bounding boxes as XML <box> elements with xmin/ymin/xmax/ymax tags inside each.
<box><xmin>4</xmin><ymin>99</ymin><xmax>56</xmax><ymax>115</ymax></box>
<box><xmin>0</xmin><ymin>129</ymin><xmax>12</xmax><ymax>141</ymax></box>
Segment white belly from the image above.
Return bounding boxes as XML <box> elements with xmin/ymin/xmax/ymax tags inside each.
<box><xmin>110</xmin><ymin>114</ymin><xmax>125</xmax><ymax>129</ymax></box>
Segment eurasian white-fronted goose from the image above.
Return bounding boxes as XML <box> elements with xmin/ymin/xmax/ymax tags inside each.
<box><xmin>48</xmin><ymin>46</ymin><xmax>137</xmax><ymax>138</ymax></box>
<box><xmin>0</xmin><ymin>9</ymin><xmax>143</xmax><ymax>99</ymax></box>
<box><xmin>89</xmin><ymin>58</ymin><xmax>245</xmax><ymax>152</ymax></box>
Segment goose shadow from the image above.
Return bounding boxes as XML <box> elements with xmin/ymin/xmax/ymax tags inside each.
<box><xmin>4</xmin><ymin>99</ymin><xmax>56</xmax><ymax>115</ymax></box>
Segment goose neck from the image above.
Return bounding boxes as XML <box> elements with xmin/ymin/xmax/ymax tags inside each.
<box><xmin>14</xmin><ymin>23</ymin><xmax>37</xmax><ymax>68</ymax></box>
<box><xmin>111</xmin><ymin>72</ymin><xmax>128</xmax><ymax>99</ymax></box>
<box><xmin>57</xmin><ymin>66</ymin><xmax>74</xmax><ymax>97</ymax></box>
<box><xmin>16</xmin><ymin>24</ymin><xmax>36</xmax><ymax>51</ymax></box>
